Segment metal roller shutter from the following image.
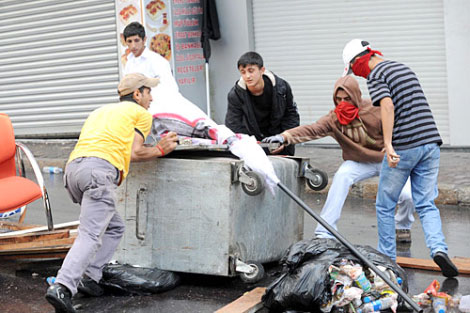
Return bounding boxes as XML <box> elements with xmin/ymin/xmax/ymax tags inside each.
<box><xmin>0</xmin><ymin>0</ymin><xmax>119</xmax><ymax>137</ymax></box>
<box><xmin>252</xmin><ymin>0</ymin><xmax>450</xmax><ymax>144</ymax></box>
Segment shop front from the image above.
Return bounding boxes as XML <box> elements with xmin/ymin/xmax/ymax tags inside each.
<box><xmin>0</xmin><ymin>0</ymin><xmax>208</xmax><ymax>137</ymax></box>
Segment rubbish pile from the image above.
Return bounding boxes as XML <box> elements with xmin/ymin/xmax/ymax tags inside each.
<box><xmin>322</xmin><ymin>260</ymin><xmax>402</xmax><ymax>313</ymax></box>
<box><xmin>262</xmin><ymin>238</ymin><xmax>408</xmax><ymax>313</ymax></box>
<box><xmin>413</xmin><ymin>279</ymin><xmax>470</xmax><ymax>313</ymax></box>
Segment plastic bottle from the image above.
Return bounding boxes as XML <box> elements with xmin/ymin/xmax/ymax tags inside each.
<box><xmin>46</xmin><ymin>276</ymin><xmax>56</xmax><ymax>285</ymax></box>
<box><xmin>397</xmin><ymin>277</ymin><xmax>403</xmax><ymax>285</ymax></box>
<box><xmin>340</xmin><ymin>264</ymin><xmax>372</xmax><ymax>292</ymax></box>
<box><xmin>42</xmin><ymin>166</ymin><xmax>63</xmax><ymax>174</ymax></box>
<box><xmin>449</xmin><ymin>294</ymin><xmax>461</xmax><ymax>309</ymax></box>
<box><xmin>352</xmin><ymin>298</ymin><xmax>362</xmax><ymax>308</ymax></box>
<box><xmin>355</xmin><ymin>271</ymin><xmax>372</xmax><ymax>292</ymax></box>
<box><xmin>459</xmin><ymin>295</ymin><xmax>470</xmax><ymax>313</ymax></box>
<box><xmin>362</xmin><ymin>296</ymin><xmax>373</xmax><ymax>304</ymax></box>
<box><xmin>357</xmin><ymin>297</ymin><xmax>395</xmax><ymax>313</ymax></box>
<box><xmin>432</xmin><ymin>296</ymin><xmax>447</xmax><ymax>313</ymax></box>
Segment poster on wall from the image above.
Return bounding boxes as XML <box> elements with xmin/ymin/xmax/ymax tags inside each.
<box><xmin>171</xmin><ymin>0</ymin><xmax>207</xmax><ymax>111</ymax></box>
<box><xmin>142</xmin><ymin>0</ymin><xmax>172</xmax><ymax>63</ymax></box>
<box><xmin>115</xmin><ymin>0</ymin><xmax>143</xmax><ymax>73</ymax></box>
<box><xmin>115</xmin><ymin>0</ymin><xmax>207</xmax><ymax>113</ymax></box>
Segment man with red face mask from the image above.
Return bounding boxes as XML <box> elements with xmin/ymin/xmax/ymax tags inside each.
<box><xmin>342</xmin><ymin>39</ymin><xmax>458</xmax><ymax>277</ymax></box>
<box><xmin>263</xmin><ymin>75</ymin><xmax>414</xmax><ymax>241</ymax></box>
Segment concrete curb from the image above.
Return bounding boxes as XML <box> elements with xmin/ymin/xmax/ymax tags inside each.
<box><xmin>306</xmin><ymin>181</ymin><xmax>470</xmax><ymax>207</ymax></box>
<box><xmin>18</xmin><ymin>139</ymin><xmax>75</xmax><ymax>169</ymax></box>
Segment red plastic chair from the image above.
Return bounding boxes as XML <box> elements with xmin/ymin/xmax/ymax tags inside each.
<box><xmin>0</xmin><ymin>113</ymin><xmax>54</xmax><ymax>231</ymax></box>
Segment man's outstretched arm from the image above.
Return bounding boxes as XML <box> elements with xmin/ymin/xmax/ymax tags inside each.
<box><xmin>131</xmin><ymin>131</ymin><xmax>178</xmax><ymax>161</ymax></box>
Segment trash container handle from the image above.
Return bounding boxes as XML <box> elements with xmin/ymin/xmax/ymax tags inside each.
<box><xmin>136</xmin><ymin>187</ymin><xmax>147</xmax><ymax>240</ymax></box>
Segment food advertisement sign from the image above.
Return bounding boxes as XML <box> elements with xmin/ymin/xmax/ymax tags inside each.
<box><xmin>115</xmin><ymin>0</ymin><xmax>143</xmax><ymax>71</ymax></box>
<box><xmin>115</xmin><ymin>0</ymin><xmax>207</xmax><ymax>112</ymax></box>
<box><xmin>143</xmin><ymin>0</ymin><xmax>172</xmax><ymax>63</ymax></box>
<box><xmin>115</xmin><ymin>0</ymin><xmax>172</xmax><ymax>74</ymax></box>
<box><xmin>171</xmin><ymin>0</ymin><xmax>206</xmax><ymax>111</ymax></box>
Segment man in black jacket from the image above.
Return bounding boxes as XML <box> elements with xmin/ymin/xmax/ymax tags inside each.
<box><xmin>225</xmin><ymin>51</ymin><xmax>300</xmax><ymax>155</ymax></box>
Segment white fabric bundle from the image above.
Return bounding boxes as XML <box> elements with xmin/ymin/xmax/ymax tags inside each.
<box><xmin>148</xmin><ymin>93</ymin><xmax>279</xmax><ymax>194</ymax></box>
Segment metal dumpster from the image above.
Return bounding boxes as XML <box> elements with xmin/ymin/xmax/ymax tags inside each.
<box><xmin>114</xmin><ymin>148</ymin><xmax>326</xmax><ymax>282</ymax></box>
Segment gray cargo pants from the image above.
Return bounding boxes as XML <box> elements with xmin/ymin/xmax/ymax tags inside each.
<box><xmin>56</xmin><ymin>157</ymin><xmax>125</xmax><ymax>295</ymax></box>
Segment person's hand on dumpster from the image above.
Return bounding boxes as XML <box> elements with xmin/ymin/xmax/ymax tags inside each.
<box><xmin>132</xmin><ymin>131</ymin><xmax>178</xmax><ymax>161</ymax></box>
<box><xmin>262</xmin><ymin>134</ymin><xmax>286</xmax><ymax>155</ymax></box>
<box><xmin>157</xmin><ymin>131</ymin><xmax>178</xmax><ymax>156</ymax></box>
<box><xmin>262</xmin><ymin>134</ymin><xmax>284</xmax><ymax>144</ymax></box>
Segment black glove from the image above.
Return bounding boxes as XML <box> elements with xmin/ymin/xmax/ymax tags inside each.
<box><xmin>262</xmin><ymin>134</ymin><xmax>284</xmax><ymax>144</ymax></box>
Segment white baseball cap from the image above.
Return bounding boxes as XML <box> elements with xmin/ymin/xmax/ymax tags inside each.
<box><xmin>342</xmin><ymin>39</ymin><xmax>370</xmax><ymax>76</ymax></box>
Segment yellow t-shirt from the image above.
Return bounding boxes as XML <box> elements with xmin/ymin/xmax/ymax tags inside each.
<box><xmin>68</xmin><ymin>101</ymin><xmax>152</xmax><ymax>178</ymax></box>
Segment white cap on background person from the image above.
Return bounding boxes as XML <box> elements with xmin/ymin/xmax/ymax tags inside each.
<box><xmin>342</xmin><ymin>39</ymin><xmax>371</xmax><ymax>76</ymax></box>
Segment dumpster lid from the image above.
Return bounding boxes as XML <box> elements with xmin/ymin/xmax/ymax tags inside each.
<box><xmin>146</xmin><ymin>136</ymin><xmax>279</xmax><ymax>156</ymax></box>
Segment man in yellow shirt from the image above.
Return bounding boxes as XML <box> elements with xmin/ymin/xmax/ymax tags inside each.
<box><xmin>45</xmin><ymin>73</ymin><xmax>178</xmax><ymax>313</ymax></box>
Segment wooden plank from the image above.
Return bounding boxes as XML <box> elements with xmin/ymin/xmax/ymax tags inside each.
<box><xmin>0</xmin><ymin>244</ymin><xmax>73</xmax><ymax>255</ymax></box>
<box><xmin>0</xmin><ymin>229</ymin><xmax>71</xmax><ymax>245</ymax></box>
<box><xmin>215</xmin><ymin>287</ymin><xmax>266</xmax><ymax>313</ymax></box>
<box><xmin>397</xmin><ymin>256</ymin><xmax>470</xmax><ymax>275</ymax></box>
<box><xmin>0</xmin><ymin>237</ymin><xmax>75</xmax><ymax>252</ymax></box>
<box><xmin>0</xmin><ymin>222</ymin><xmax>78</xmax><ymax>260</ymax></box>
<box><xmin>0</xmin><ymin>245</ymin><xmax>71</xmax><ymax>259</ymax></box>
<box><xmin>0</xmin><ymin>221</ymin><xmax>42</xmax><ymax>231</ymax></box>
<box><xmin>0</xmin><ymin>252</ymin><xmax>68</xmax><ymax>260</ymax></box>
<box><xmin>453</xmin><ymin>256</ymin><xmax>470</xmax><ymax>265</ymax></box>
<box><xmin>0</xmin><ymin>221</ymin><xmax>79</xmax><ymax>237</ymax></box>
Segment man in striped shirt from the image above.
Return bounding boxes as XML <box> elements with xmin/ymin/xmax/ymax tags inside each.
<box><xmin>342</xmin><ymin>39</ymin><xmax>458</xmax><ymax>277</ymax></box>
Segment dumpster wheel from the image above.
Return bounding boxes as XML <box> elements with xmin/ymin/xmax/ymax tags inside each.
<box><xmin>241</xmin><ymin>171</ymin><xmax>265</xmax><ymax>196</ymax></box>
<box><xmin>238</xmin><ymin>260</ymin><xmax>265</xmax><ymax>283</ymax></box>
<box><xmin>306</xmin><ymin>168</ymin><xmax>328</xmax><ymax>191</ymax></box>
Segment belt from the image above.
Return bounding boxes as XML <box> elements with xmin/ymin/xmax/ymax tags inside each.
<box><xmin>117</xmin><ymin>169</ymin><xmax>123</xmax><ymax>186</ymax></box>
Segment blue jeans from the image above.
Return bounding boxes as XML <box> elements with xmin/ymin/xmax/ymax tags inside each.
<box><xmin>376</xmin><ymin>143</ymin><xmax>448</xmax><ymax>260</ymax></box>
<box><xmin>315</xmin><ymin>160</ymin><xmax>414</xmax><ymax>239</ymax></box>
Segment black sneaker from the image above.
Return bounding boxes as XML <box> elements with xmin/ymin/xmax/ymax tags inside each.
<box><xmin>45</xmin><ymin>283</ymin><xmax>76</xmax><ymax>313</ymax></box>
<box><xmin>433</xmin><ymin>251</ymin><xmax>459</xmax><ymax>278</ymax></box>
<box><xmin>77</xmin><ymin>276</ymin><xmax>104</xmax><ymax>297</ymax></box>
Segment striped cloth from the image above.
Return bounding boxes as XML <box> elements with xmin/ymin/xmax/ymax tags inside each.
<box><xmin>367</xmin><ymin>60</ymin><xmax>442</xmax><ymax>150</ymax></box>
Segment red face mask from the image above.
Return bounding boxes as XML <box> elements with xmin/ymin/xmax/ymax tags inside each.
<box><xmin>334</xmin><ymin>101</ymin><xmax>359</xmax><ymax>125</ymax></box>
<box><xmin>351</xmin><ymin>48</ymin><xmax>383</xmax><ymax>78</ymax></box>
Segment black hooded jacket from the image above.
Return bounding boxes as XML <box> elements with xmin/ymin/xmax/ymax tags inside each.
<box><xmin>225</xmin><ymin>70</ymin><xmax>300</xmax><ymax>155</ymax></box>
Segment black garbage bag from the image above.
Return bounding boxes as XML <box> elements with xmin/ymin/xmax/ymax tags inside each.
<box><xmin>262</xmin><ymin>238</ymin><xmax>408</xmax><ymax>313</ymax></box>
<box><xmin>100</xmin><ymin>264</ymin><xmax>181</xmax><ymax>295</ymax></box>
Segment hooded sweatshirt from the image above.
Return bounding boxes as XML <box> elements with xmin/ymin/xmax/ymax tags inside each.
<box><xmin>283</xmin><ymin>76</ymin><xmax>384</xmax><ymax>163</ymax></box>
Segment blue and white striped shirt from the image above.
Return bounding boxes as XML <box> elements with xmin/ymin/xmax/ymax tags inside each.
<box><xmin>367</xmin><ymin>60</ymin><xmax>442</xmax><ymax>150</ymax></box>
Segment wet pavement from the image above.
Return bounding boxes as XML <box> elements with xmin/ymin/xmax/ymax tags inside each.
<box><xmin>1</xmin><ymin>156</ymin><xmax>470</xmax><ymax>312</ymax></box>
